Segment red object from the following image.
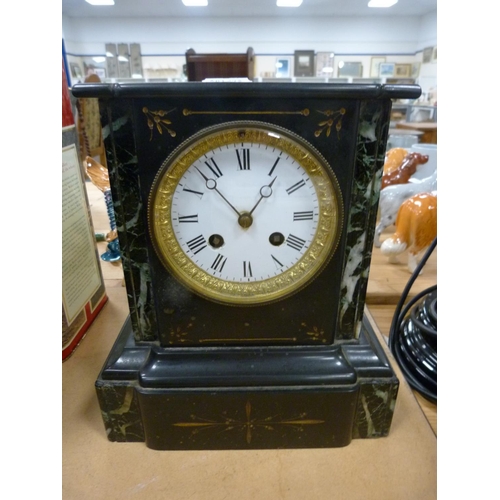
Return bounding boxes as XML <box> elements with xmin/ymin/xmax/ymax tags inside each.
<box><xmin>62</xmin><ymin>293</ymin><xmax>108</xmax><ymax>361</ymax></box>
<box><xmin>62</xmin><ymin>60</ymin><xmax>74</xmax><ymax>127</ymax></box>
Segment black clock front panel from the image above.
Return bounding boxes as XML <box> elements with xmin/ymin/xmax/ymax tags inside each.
<box><xmin>132</xmin><ymin>93</ymin><xmax>357</xmax><ymax>346</ymax></box>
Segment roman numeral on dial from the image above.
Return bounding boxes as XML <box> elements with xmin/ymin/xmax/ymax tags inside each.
<box><xmin>178</xmin><ymin>214</ymin><xmax>198</xmax><ymax>223</ymax></box>
<box><xmin>186</xmin><ymin>234</ymin><xmax>207</xmax><ymax>255</ymax></box>
<box><xmin>182</xmin><ymin>187</ymin><xmax>204</xmax><ymax>198</ymax></box>
<box><xmin>211</xmin><ymin>254</ymin><xmax>227</xmax><ymax>273</ymax></box>
<box><xmin>271</xmin><ymin>254</ymin><xmax>283</xmax><ymax>269</ymax></box>
<box><xmin>293</xmin><ymin>211</ymin><xmax>314</xmax><ymax>221</ymax></box>
<box><xmin>236</xmin><ymin>149</ymin><xmax>251</xmax><ymax>170</ymax></box>
<box><xmin>286</xmin><ymin>234</ymin><xmax>306</xmax><ymax>252</ymax></box>
<box><xmin>204</xmin><ymin>157</ymin><xmax>223</xmax><ymax>178</ymax></box>
<box><xmin>286</xmin><ymin>179</ymin><xmax>306</xmax><ymax>195</ymax></box>
<box><xmin>243</xmin><ymin>261</ymin><xmax>253</xmax><ymax>278</ymax></box>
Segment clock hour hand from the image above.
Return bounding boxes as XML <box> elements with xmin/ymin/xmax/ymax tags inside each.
<box><xmin>195</xmin><ymin>167</ymin><xmax>241</xmax><ymax>217</ymax></box>
<box><xmin>249</xmin><ymin>176</ymin><xmax>277</xmax><ymax>216</ymax></box>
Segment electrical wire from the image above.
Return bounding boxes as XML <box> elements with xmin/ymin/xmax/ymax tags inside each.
<box><xmin>388</xmin><ymin>238</ymin><xmax>437</xmax><ymax>404</ymax></box>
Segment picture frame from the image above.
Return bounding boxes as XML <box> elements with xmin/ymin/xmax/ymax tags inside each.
<box><xmin>275</xmin><ymin>57</ymin><xmax>291</xmax><ymax>78</ymax></box>
<box><xmin>316</xmin><ymin>52</ymin><xmax>335</xmax><ymax>77</ymax></box>
<box><xmin>370</xmin><ymin>56</ymin><xmax>386</xmax><ymax>77</ymax></box>
<box><xmin>70</xmin><ymin>62</ymin><xmax>83</xmax><ymax>79</ymax></box>
<box><xmin>130</xmin><ymin>43</ymin><xmax>144</xmax><ymax>77</ymax></box>
<box><xmin>411</xmin><ymin>62</ymin><xmax>421</xmax><ymax>79</ymax></box>
<box><xmin>394</xmin><ymin>64</ymin><xmax>411</xmax><ymax>78</ymax></box>
<box><xmin>338</xmin><ymin>62</ymin><xmax>363</xmax><ymax>78</ymax></box>
<box><xmin>432</xmin><ymin>46</ymin><xmax>437</xmax><ymax>63</ymax></box>
<box><xmin>423</xmin><ymin>47</ymin><xmax>433</xmax><ymax>63</ymax></box>
<box><xmin>105</xmin><ymin>43</ymin><xmax>118</xmax><ymax>78</ymax></box>
<box><xmin>379</xmin><ymin>62</ymin><xmax>395</xmax><ymax>77</ymax></box>
<box><xmin>294</xmin><ymin>50</ymin><xmax>315</xmax><ymax>77</ymax></box>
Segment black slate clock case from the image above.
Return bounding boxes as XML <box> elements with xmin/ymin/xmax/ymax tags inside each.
<box><xmin>140</xmin><ymin>94</ymin><xmax>353</xmax><ymax>347</ymax></box>
<box><xmin>72</xmin><ymin>82</ymin><xmax>421</xmax><ymax>450</ymax></box>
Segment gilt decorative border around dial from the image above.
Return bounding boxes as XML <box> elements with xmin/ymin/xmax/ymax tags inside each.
<box><xmin>149</xmin><ymin>122</ymin><xmax>343</xmax><ymax>305</ymax></box>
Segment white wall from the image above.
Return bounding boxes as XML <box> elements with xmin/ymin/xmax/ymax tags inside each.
<box><xmin>417</xmin><ymin>11</ymin><xmax>438</xmax><ymax>49</ymax></box>
<box><xmin>63</xmin><ymin>13</ymin><xmax>437</xmax><ymax>56</ymax></box>
<box><xmin>63</xmin><ymin>12</ymin><xmax>437</xmax><ymax>90</ymax></box>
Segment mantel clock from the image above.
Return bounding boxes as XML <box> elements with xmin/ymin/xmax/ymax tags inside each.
<box><xmin>72</xmin><ymin>82</ymin><xmax>421</xmax><ymax>450</ymax></box>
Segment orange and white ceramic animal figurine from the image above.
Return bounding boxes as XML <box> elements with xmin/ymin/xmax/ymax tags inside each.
<box><xmin>380</xmin><ymin>192</ymin><xmax>437</xmax><ymax>273</ymax></box>
<box><xmin>383</xmin><ymin>147</ymin><xmax>408</xmax><ymax>175</ymax></box>
<box><xmin>381</xmin><ymin>152</ymin><xmax>429</xmax><ymax>190</ymax></box>
<box><xmin>374</xmin><ymin>169</ymin><xmax>437</xmax><ymax>247</ymax></box>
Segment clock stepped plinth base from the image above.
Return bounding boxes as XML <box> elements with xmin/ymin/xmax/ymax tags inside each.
<box><xmin>95</xmin><ymin>314</ymin><xmax>398</xmax><ymax>450</ymax></box>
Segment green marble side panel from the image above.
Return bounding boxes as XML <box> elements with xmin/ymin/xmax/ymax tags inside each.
<box><xmin>337</xmin><ymin>99</ymin><xmax>390</xmax><ymax>340</ymax></box>
<box><xmin>95</xmin><ymin>381</ymin><xmax>145</xmax><ymax>442</ymax></box>
<box><xmin>352</xmin><ymin>380</ymin><xmax>399</xmax><ymax>438</ymax></box>
<box><xmin>101</xmin><ymin>100</ymin><xmax>158</xmax><ymax>342</ymax></box>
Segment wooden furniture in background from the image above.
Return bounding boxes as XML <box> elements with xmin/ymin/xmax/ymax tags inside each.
<box><xmin>185</xmin><ymin>47</ymin><xmax>255</xmax><ymax>81</ymax></box>
<box><xmin>396</xmin><ymin>121</ymin><xmax>437</xmax><ymax>144</ymax></box>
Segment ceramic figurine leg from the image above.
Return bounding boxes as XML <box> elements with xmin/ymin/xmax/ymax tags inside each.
<box><xmin>374</xmin><ymin>223</ymin><xmax>383</xmax><ymax>248</ymax></box>
<box><xmin>388</xmin><ymin>254</ymin><xmax>400</xmax><ymax>264</ymax></box>
<box><xmin>407</xmin><ymin>252</ymin><xmax>419</xmax><ymax>273</ymax></box>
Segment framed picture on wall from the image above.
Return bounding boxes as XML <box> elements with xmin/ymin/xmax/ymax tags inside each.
<box><xmin>423</xmin><ymin>47</ymin><xmax>433</xmax><ymax>63</ymax></box>
<box><xmin>338</xmin><ymin>62</ymin><xmax>362</xmax><ymax>77</ymax></box>
<box><xmin>432</xmin><ymin>46</ymin><xmax>437</xmax><ymax>62</ymax></box>
<box><xmin>394</xmin><ymin>64</ymin><xmax>411</xmax><ymax>78</ymax></box>
<box><xmin>294</xmin><ymin>50</ymin><xmax>315</xmax><ymax>77</ymax></box>
<box><xmin>70</xmin><ymin>62</ymin><xmax>82</xmax><ymax>79</ymax></box>
<box><xmin>275</xmin><ymin>57</ymin><xmax>291</xmax><ymax>78</ymax></box>
<box><xmin>411</xmin><ymin>62</ymin><xmax>421</xmax><ymax>79</ymax></box>
<box><xmin>316</xmin><ymin>52</ymin><xmax>335</xmax><ymax>77</ymax></box>
<box><xmin>370</xmin><ymin>57</ymin><xmax>386</xmax><ymax>77</ymax></box>
<box><xmin>379</xmin><ymin>63</ymin><xmax>395</xmax><ymax>77</ymax></box>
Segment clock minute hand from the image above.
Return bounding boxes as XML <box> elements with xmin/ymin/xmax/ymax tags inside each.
<box><xmin>249</xmin><ymin>176</ymin><xmax>277</xmax><ymax>216</ymax></box>
<box><xmin>195</xmin><ymin>167</ymin><xmax>241</xmax><ymax>217</ymax></box>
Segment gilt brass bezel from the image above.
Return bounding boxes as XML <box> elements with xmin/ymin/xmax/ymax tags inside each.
<box><xmin>148</xmin><ymin>121</ymin><xmax>343</xmax><ymax>305</ymax></box>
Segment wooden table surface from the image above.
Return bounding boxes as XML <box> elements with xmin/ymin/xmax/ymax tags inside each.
<box><xmin>367</xmin><ymin>305</ymin><xmax>437</xmax><ymax>435</ymax></box>
<box><xmin>366</xmin><ymin>229</ymin><xmax>437</xmax><ymax>435</ymax></box>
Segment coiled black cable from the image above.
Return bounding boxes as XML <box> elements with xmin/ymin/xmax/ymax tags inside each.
<box><xmin>388</xmin><ymin>238</ymin><xmax>437</xmax><ymax>404</ymax></box>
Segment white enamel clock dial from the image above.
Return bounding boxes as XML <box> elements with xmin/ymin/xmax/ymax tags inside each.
<box><xmin>149</xmin><ymin>122</ymin><xmax>342</xmax><ymax>305</ymax></box>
